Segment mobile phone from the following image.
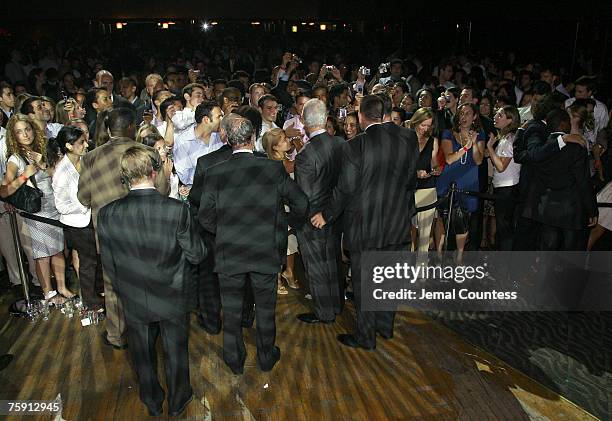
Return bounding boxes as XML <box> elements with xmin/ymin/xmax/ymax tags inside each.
<box><xmin>356</xmin><ymin>84</ymin><xmax>364</xmax><ymax>94</ymax></box>
<box><xmin>338</xmin><ymin>108</ymin><xmax>347</xmax><ymax>119</ymax></box>
<box><xmin>61</xmin><ymin>90</ymin><xmax>68</xmax><ymax>101</ymax></box>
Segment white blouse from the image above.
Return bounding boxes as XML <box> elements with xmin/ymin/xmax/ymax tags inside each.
<box><xmin>52</xmin><ymin>154</ymin><xmax>91</xmax><ymax>228</ymax></box>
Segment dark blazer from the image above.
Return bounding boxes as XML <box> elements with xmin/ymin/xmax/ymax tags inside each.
<box><xmin>528</xmin><ymin>133</ymin><xmax>598</xmax><ymax>230</ymax></box>
<box><xmin>189</xmin><ymin>144</ymin><xmax>266</xmax><ymax>210</ymax></box>
<box><xmin>323</xmin><ymin>122</ymin><xmax>419</xmax><ymax>251</ymax></box>
<box><xmin>198</xmin><ymin>152</ymin><xmax>308</xmax><ymax>275</ymax></box>
<box><xmin>513</xmin><ymin>120</ymin><xmax>558</xmax><ymax>201</ymax></box>
<box><xmin>294</xmin><ymin>131</ymin><xmax>344</xmax><ymax>239</ymax></box>
<box><xmin>97</xmin><ymin>189</ymin><xmax>207</xmax><ymax>324</ymax></box>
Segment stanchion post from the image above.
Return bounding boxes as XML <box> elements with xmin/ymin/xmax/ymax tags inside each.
<box><xmin>444</xmin><ymin>182</ymin><xmax>456</xmax><ymax>254</ymax></box>
<box><xmin>8</xmin><ymin>211</ymin><xmax>31</xmax><ymax>307</ymax></box>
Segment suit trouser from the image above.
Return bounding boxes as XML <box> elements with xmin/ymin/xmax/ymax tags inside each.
<box><xmin>64</xmin><ymin>224</ymin><xmax>103</xmax><ymax>308</ymax></box>
<box><xmin>513</xmin><ymin>215</ymin><xmax>541</xmax><ymax>251</ymax></box>
<box><xmin>540</xmin><ymin>225</ymin><xmax>588</xmax><ymax>251</ymax></box>
<box><xmin>0</xmin><ymin>212</ymin><xmax>39</xmax><ymax>285</ymax></box>
<box><xmin>197</xmin><ymin>244</ymin><xmax>255</xmax><ymax>331</ymax></box>
<box><xmin>126</xmin><ymin>314</ymin><xmax>191</xmax><ymax>412</ymax></box>
<box><xmin>218</xmin><ymin>272</ymin><xmax>278</xmax><ymax>372</ymax></box>
<box><xmin>197</xmin><ymin>251</ymin><xmax>222</xmax><ymax>330</ymax></box>
<box><xmin>296</xmin><ymin>229</ymin><xmax>340</xmax><ymax>320</ymax></box>
<box><xmin>351</xmin><ymin>244</ymin><xmax>404</xmax><ymax>348</ymax></box>
<box><xmin>103</xmin><ymin>269</ymin><xmax>127</xmax><ymax>346</ymax></box>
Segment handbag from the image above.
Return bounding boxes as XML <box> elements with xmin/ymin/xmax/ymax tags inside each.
<box><xmin>5</xmin><ymin>155</ymin><xmax>43</xmax><ymax>214</ymax></box>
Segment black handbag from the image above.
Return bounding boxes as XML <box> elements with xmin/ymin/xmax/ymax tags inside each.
<box><xmin>5</xmin><ymin>156</ymin><xmax>43</xmax><ymax>214</ymax></box>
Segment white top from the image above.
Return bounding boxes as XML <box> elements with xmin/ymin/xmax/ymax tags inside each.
<box><xmin>492</xmin><ymin>133</ymin><xmax>521</xmax><ymax>188</ymax></box>
<box><xmin>0</xmin><ymin>127</ymin><xmax>7</xmax><ymax>178</ymax></box>
<box><xmin>564</xmin><ymin>96</ymin><xmax>609</xmax><ymax>138</ymax></box>
<box><xmin>171</xmin><ymin>108</ymin><xmax>196</xmax><ymax>132</ymax></box>
<box><xmin>256</xmin><ymin>120</ymin><xmax>278</xmax><ymax>153</ymax></box>
<box><xmin>45</xmin><ymin>122</ymin><xmax>64</xmax><ymax>139</ymax></box>
<box><xmin>518</xmin><ymin>104</ymin><xmax>532</xmax><ymax>123</ymax></box>
<box><xmin>52</xmin><ymin>155</ymin><xmax>91</xmax><ymax>227</ymax></box>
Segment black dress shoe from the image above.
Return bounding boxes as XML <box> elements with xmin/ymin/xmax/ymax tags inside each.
<box><xmin>259</xmin><ymin>347</ymin><xmax>281</xmax><ymax>372</ymax></box>
<box><xmin>169</xmin><ymin>394</ymin><xmax>193</xmax><ymax>416</ymax></box>
<box><xmin>101</xmin><ymin>333</ymin><xmax>128</xmax><ymax>350</ymax></box>
<box><xmin>197</xmin><ymin>318</ymin><xmax>221</xmax><ymax>335</ymax></box>
<box><xmin>297</xmin><ymin>313</ymin><xmax>334</xmax><ymax>324</ymax></box>
<box><xmin>224</xmin><ymin>360</ymin><xmax>244</xmax><ymax>375</ymax></box>
<box><xmin>377</xmin><ymin>331</ymin><xmax>393</xmax><ymax>340</ymax></box>
<box><xmin>337</xmin><ymin>334</ymin><xmax>375</xmax><ymax>350</ymax></box>
<box><xmin>146</xmin><ymin>405</ymin><xmax>163</xmax><ymax>416</ymax></box>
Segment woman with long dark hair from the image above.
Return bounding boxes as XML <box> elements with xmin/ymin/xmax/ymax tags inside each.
<box><xmin>51</xmin><ymin>126</ymin><xmax>103</xmax><ymax>310</ymax></box>
<box><xmin>486</xmin><ymin>105</ymin><xmax>521</xmax><ymax>250</ymax></box>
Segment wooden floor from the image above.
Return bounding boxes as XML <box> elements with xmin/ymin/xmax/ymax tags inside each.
<box><xmin>0</xmin><ymin>291</ymin><xmax>600</xmax><ymax>421</ymax></box>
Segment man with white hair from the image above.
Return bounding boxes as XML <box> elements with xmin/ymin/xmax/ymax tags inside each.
<box><xmin>294</xmin><ymin>98</ymin><xmax>345</xmax><ymax>324</ymax></box>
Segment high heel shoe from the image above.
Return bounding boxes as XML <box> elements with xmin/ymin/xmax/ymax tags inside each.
<box><xmin>281</xmin><ymin>272</ymin><xmax>300</xmax><ymax>290</ymax></box>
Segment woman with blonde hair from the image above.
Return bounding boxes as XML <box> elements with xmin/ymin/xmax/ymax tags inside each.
<box><xmin>262</xmin><ymin>128</ymin><xmax>300</xmax><ymax>295</ymax></box>
<box><xmin>407</xmin><ymin>108</ymin><xmax>440</xmax><ymax>260</ymax></box>
<box><xmin>486</xmin><ymin>105</ymin><xmax>521</xmax><ymax>250</ymax></box>
<box><xmin>0</xmin><ymin>114</ymin><xmax>72</xmax><ymax>305</ymax></box>
<box><xmin>135</xmin><ymin>123</ymin><xmax>162</xmax><ymax>144</ymax></box>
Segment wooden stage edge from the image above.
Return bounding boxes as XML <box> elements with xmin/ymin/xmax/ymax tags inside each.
<box><xmin>0</xmin><ymin>292</ymin><xmax>601</xmax><ymax>421</ymax></box>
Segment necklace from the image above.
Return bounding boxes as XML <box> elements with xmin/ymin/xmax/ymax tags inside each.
<box><xmin>456</xmin><ymin>131</ymin><xmax>468</xmax><ymax>165</ymax></box>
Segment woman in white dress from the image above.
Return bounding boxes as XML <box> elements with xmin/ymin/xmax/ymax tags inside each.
<box><xmin>0</xmin><ymin>114</ymin><xmax>71</xmax><ymax>305</ymax></box>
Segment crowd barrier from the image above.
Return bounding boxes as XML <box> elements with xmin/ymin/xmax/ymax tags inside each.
<box><xmin>2</xmin><ymin>184</ymin><xmax>612</xmax><ymax>316</ymax></box>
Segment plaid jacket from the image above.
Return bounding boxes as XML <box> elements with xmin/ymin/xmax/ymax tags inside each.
<box><xmin>77</xmin><ymin>137</ymin><xmax>169</xmax><ymax>233</ymax></box>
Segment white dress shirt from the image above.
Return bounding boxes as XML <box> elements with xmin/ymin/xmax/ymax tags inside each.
<box><xmin>173</xmin><ymin>131</ymin><xmax>224</xmax><ymax>186</ymax></box>
<box><xmin>565</xmin><ymin>96</ymin><xmax>610</xmax><ymax>138</ymax></box>
<box><xmin>256</xmin><ymin>120</ymin><xmax>279</xmax><ymax>153</ymax></box>
<box><xmin>52</xmin><ymin>155</ymin><xmax>91</xmax><ymax>228</ymax></box>
<box><xmin>45</xmin><ymin>122</ymin><xmax>63</xmax><ymax>139</ymax></box>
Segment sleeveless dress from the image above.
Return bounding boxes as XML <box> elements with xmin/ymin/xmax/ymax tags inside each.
<box><xmin>8</xmin><ymin>155</ymin><xmax>64</xmax><ymax>258</ymax></box>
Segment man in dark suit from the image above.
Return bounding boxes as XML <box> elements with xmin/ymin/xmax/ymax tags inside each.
<box><xmin>199</xmin><ymin>116</ymin><xmax>308</xmax><ymax>374</ymax></box>
<box><xmin>294</xmin><ymin>98</ymin><xmax>345</xmax><ymax>324</ymax></box>
<box><xmin>312</xmin><ymin>95</ymin><xmax>419</xmax><ymax>350</ymax></box>
<box><xmin>188</xmin><ymin>113</ymin><xmax>258</xmax><ymax>334</ymax></box>
<box><xmin>98</xmin><ymin>146</ymin><xmax>206</xmax><ymax>416</ymax></box>
<box><xmin>512</xmin><ymin>94</ymin><xmax>584</xmax><ymax>250</ymax></box>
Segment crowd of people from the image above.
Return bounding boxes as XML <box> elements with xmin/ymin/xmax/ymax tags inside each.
<box><xmin>1</xmin><ymin>31</ymin><xmax>611</xmax><ymax>416</ymax></box>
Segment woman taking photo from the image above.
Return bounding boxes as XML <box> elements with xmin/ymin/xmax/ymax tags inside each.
<box><xmin>436</xmin><ymin>103</ymin><xmax>485</xmax><ymax>261</ymax></box>
<box><xmin>0</xmin><ymin>114</ymin><xmax>72</xmax><ymax>305</ymax></box>
<box><xmin>486</xmin><ymin>105</ymin><xmax>521</xmax><ymax>250</ymax></box>
<box><xmin>262</xmin><ymin>128</ymin><xmax>300</xmax><ymax>295</ymax></box>
<box><xmin>408</xmin><ymin>108</ymin><xmax>440</xmax><ymax>258</ymax></box>
<box><xmin>51</xmin><ymin>126</ymin><xmax>103</xmax><ymax>311</ymax></box>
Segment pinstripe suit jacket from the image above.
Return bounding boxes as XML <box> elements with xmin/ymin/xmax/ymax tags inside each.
<box><xmin>198</xmin><ymin>152</ymin><xmax>309</xmax><ymax>275</ymax></box>
<box><xmin>98</xmin><ymin>189</ymin><xmax>206</xmax><ymax>324</ymax></box>
<box><xmin>322</xmin><ymin>122</ymin><xmax>419</xmax><ymax>251</ymax></box>
<box><xmin>77</xmin><ymin>137</ymin><xmax>169</xmax><ymax>233</ymax></box>
<box><xmin>294</xmin><ymin>131</ymin><xmax>344</xmax><ymax>239</ymax></box>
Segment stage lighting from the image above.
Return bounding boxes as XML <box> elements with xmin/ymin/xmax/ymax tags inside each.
<box><xmin>251</xmin><ymin>21</ymin><xmax>261</xmax><ymax>26</ymax></box>
<box><xmin>201</xmin><ymin>22</ymin><xmax>210</xmax><ymax>31</ymax></box>
<box><xmin>211</xmin><ymin>21</ymin><xmax>218</xmax><ymax>25</ymax></box>
<box><xmin>291</xmin><ymin>25</ymin><xmax>298</xmax><ymax>33</ymax></box>
<box><xmin>162</xmin><ymin>23</ymin><xmax>169</xmax><ymax>29</ymax></box>
<box><xmin>320</xmin><ymin>24</ymin><xmax>326</xmax><ymax>31</ymax></box>
<box><xmin>116</xmin><ymin>23</ymin><xmax>123</xmax><ymax>29</ymax></box>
